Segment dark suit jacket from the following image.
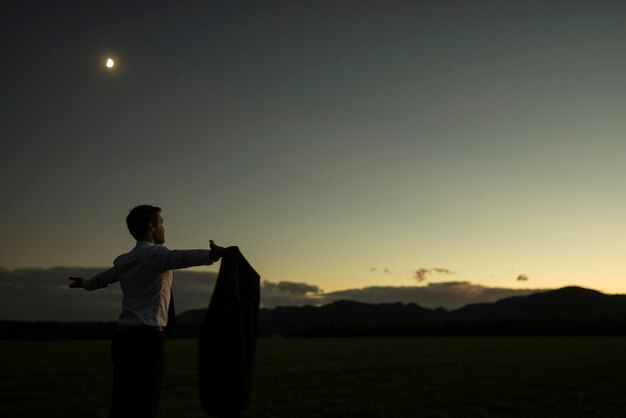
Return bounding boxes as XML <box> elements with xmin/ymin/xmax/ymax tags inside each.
<box><xmin>198</xmin><ymin>246</ymin><xmax>260</xmax><ymax>417</ymax></box>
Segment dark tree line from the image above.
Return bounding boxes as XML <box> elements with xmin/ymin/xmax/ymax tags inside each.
<box><xmin>3</xmin><ymin>318</ymin><xmax>626</xmax><ymax>340</ymax></box>
<box><xmin>0</xmin><ymin>321</ymin><xmax>200</xmax><ymax>340</ymax></box>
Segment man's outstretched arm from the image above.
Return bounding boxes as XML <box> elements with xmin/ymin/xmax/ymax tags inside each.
<box><xmin>147</xmin><ymin>240</ymin><xmax>225</xmax><ymax>271</ymax></box>
<box><xmin>68</xmin><ymin>267</ymin><xmax>118</xmax><ymax>290</ymax></box>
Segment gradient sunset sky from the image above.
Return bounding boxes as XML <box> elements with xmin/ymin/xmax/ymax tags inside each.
<box><xmin>2</xmin><ymin>1</ymin><xmax>626</xmax><ymax>295</ymax></box>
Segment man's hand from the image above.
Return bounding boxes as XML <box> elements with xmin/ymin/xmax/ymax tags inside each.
<box><xmin>209</xmin><ymin>240</ymin><xmax>225</xmax><ymax>262</ymax></box>
<box><xmin>68</xmin><ymin>277</ymin><xmax>84</xmax><ymax>288</ymax></box>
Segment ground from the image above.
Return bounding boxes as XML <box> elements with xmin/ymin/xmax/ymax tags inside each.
<box><xmin>2</xmin><ymin>337</ymin><xmax>626</xmax><ymax>417</ymax></box>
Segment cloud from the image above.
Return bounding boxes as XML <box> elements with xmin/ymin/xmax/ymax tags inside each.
<box><xmin>0</xmin><ymin>267</ymin><xmax>217</xmax><ymax>321</ymax></box>
<box><xmin>260</xmin><ymin>280</ymin><xmax>323</xmax><ymax>308</ymax></box>
<box><xmin>0</xmin><ymin>266</ymin><xmax>549</xmax><ymax>320</ymax></box>
<box><xmin>322</xmin><ymin>281</ymin><xmax>547</xmax><ymax>310</ymax></box>
<box><xmin>413</xmin><ymin>267</ymin><xmax>455</xmax><ymax>282</ymax></box>
<box><xmin>262</xmin><ymin>280</ymin><xmax>321</xmax><ymax>295</ymax></box>
<box><xmin>414</xmin><ymin>268</ymin><xmax>430</xmax><ymax>282</ymax></box>
<box><xmin>370</xmin><ymin>267</ymin><xmax>393</xmax><ymax>275</ymax></box>
<box><xmin>424</xmin><ymin>281</ymin><xmax>484</xmax><ymax>297</ymax></box>
<box><xmin>0</xmin><ymin>266</ymin><xmax>325</xmax><ymax>318</ymax></box>
<box><xmin>517</xmin><ymin>274</ymin><xmax>529</xmax><ymax>281</ymax></box>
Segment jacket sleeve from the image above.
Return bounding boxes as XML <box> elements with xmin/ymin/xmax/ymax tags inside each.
<box><xmin>82</xmin><ymin>267</ymin><xmax>119</xmax><ymax>291</ymax></box>
<box><xmin>145</xmin><ymin>245</ymin><xmax>214</xmax><ymax>271</ymax></box>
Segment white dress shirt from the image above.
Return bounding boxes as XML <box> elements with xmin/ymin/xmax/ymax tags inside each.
<box><xmin>82</xmin><ymin>241</ymin><xmax>213</xmax><ymax>328</ymax></box>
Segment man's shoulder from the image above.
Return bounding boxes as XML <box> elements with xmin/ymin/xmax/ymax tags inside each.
<box><xmin>113</xmin><ymin>249</ymin><xmax>135</xmax><ymax>267</ymax></box>
<box><xmin>146</xmin><ymin>244</ymin><xmax>172</xmax><ymax>254</ymax></box>
<box><xmin>137</xmin><ymin>244</ymin><xmax>175</xmax><ymax>263</ymax></box>
<box><xmin>113</xmin><ymin>244</ymin><xmax>167</xmax><ymax>266</ymax></box>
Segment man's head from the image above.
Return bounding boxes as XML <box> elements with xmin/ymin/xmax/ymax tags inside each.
<box><xmin>126</xmin><ymin>205</ymin><xmax>165</xmax><ymax>244</ymax></box>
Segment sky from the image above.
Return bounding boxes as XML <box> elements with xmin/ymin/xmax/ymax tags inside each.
<box><xmin>2</xmin><ymin>1</ymin><xmax>626</xmax><ymax>320</ymax></box>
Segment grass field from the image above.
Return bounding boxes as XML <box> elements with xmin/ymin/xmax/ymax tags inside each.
<box><xmin>2</xmin><ymin>337</ymin><xmax>626</xmax><ymax>417</ymax></box>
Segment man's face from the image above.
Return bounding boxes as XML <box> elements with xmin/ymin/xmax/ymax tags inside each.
<box><xmin>152</xmin><ymin>212</ymin><xmax>166</xmax><ymax>244</ymax></box>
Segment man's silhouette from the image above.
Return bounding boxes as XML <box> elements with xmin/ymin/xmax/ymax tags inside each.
<box><xmin>69</xmin><ymin>204</ymin><xmax>224</xmax><ymax>418</ymax></box>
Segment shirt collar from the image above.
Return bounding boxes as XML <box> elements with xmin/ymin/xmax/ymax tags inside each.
<box><xmin>135</xmin><ymin>241</ymin><xmax>155</xmax><ymax>248</ymax></box>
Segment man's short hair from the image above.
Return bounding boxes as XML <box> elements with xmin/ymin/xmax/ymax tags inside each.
<box><xmin>126</xmin><ymin>205</ymin><xmax>161</xmax><ymax>240</ymax></box>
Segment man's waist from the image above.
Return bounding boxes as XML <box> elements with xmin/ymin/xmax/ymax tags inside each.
<box><xmin>118</xmin><ymin>305</ymin><xmax>168</xmax><ymax>329</ymax></box>
<box><xmin>117</xmin><ymin>324</ymin><xmax>163</xmax><ymax>332</ymax></box>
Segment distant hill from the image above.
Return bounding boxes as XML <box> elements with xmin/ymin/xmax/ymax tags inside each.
<box><xmin>178</xmin><ymin>286</ymin><xmax>626</xmax><ymax>336</ymax></box>
<box><xmin>450</xmin><ymin>286</ymin><xmax>626</xmax><ymax>320</ymax></box>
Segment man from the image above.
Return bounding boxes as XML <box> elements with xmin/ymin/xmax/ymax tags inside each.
<box><xmin>68</xmin><ymin>204</ymin><xmax>224</xmax><ymax>418</ymax></box>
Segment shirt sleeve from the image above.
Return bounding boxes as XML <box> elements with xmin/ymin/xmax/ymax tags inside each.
<box><xmin>82</xmin><ymin>267</ymin><xmax>119</xmax><ymax>291</ymax></box>
<box><xmin>144</xmin><ymin>245</ymin><xmax>214</xmax><ymax>271</ymax></box>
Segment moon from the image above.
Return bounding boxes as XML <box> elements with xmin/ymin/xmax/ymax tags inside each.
<box><xmin>106</xmin><ymin>58</ymin><xmax>115</xmax><ymax>68</ymax></box>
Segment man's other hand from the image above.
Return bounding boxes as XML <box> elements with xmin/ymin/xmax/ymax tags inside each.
<box><xmin>68</xmin><ymin>277</ymin><xmax>84</xmax><ymax>288</ymax></box>
<box><xmin>209</xmin><ymin>240</ymin><xmax>225</xmax><ymax>262</ymax></box>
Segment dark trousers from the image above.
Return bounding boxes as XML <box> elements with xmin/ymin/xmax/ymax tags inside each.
<box><xmin>109</xmin><ymin>327</ymin><xmax>165</xmax><ymax>418</ymax></box>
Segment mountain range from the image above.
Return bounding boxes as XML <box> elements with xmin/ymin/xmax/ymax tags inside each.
<box><xmin>178</xmin><ymin>286</ymin><xmax>626</xmax><ymax>336</ymax></box>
